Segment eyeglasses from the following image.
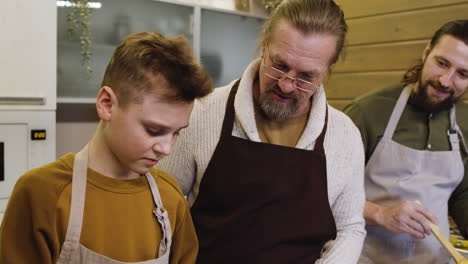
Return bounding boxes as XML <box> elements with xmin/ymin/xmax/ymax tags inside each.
<box><xmin>262</xmin><ymin>61</ymin><xmax>319</xmax><ymax>93</ymax></box>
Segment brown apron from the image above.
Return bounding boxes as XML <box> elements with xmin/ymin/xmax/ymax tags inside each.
<box><xmin>190</xmin><ymin>81</ymin><xmax>337</xmax><ymax>264</ymax></box>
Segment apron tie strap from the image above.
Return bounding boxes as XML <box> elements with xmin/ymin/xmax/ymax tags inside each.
<box><xmin>146</xmin><ymin>172</ymin><xmax>173</xmax><ymax>257</ymax></box>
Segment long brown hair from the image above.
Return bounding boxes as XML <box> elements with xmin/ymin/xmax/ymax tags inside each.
<box><xmin>260</xmin><ymin>0</ymin><xmax>348</xmax><ymax>66</ymax></box>
<box><xmin>402</xmin><ymin>20</ymin><xmax>468</xmax><ymax>87</ymax></box>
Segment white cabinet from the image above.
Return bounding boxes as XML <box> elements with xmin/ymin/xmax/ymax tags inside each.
<box><xmin>0</xmin><ymin>125</ymin><xmax>24</xmax><ymax>222</ymax></box>
<box><xmin>200</xmin><ymin>9</ymin><xmax>265</xmax><ymax>86</ymax></box>
<box><xmin>0</xmin><ymin>0</ymin><xmax>57</xmax><ymax>224</ymax></box>
<box><xmin>0</xmin><ymin>0</ymin><xmax>57</xmax><ymax>214</ymax></box>
<box><xmin>57</xmin><ymin>0</ymin><xmax>195</xmax><ymax>100</ymax></box>
<box><xmin>57</xmin><ymin>0</ymin><xmax>267</xmax><ymax>102</ymax></box>
<box><xmin>0</xmin><ymin>0</ymin><xmax>56</xmax><ymax>110</ymax></box>
<box><xmin>0</xmin><ymin>111</ymin><xmax>56</xmax><ymax>218</ymax></box>
<box><xmin>0</xmin><ymin>125</ymin><xmax>28</xmax><ymax>201</ymax></box>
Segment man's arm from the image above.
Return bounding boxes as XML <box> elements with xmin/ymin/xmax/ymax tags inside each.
<box><xmin>364</xmin><ymin>200</ymin><xmax>436</xmax><ymax>238</ymax></box>
<box><xmin>316</xmin><ymin>115</ymin><xmax>366</xmax><ymax>264</ymax></box>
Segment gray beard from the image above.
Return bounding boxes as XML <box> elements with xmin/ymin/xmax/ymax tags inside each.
<box><xmin>258</xmin><ymin>86</ymin><xmax>299</xmax><ymax>121</ymax></box>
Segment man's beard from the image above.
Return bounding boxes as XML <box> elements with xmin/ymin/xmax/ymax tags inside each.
<box><xmin>409</xmin><ymin>80</ymin><xmax>459</xmax><ymax>113</ymax></box>
<box><xmin>257</xmin><ymin>85</ymin><xmax>300</xmax><ymax>122</ymax></box>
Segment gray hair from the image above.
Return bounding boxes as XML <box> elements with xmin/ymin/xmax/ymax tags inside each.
<box><xmin>260</xmin><ymin>0</ymin><xmax>348</xmax><ymax>65</ymax></box>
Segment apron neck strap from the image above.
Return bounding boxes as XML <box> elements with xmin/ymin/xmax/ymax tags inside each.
<box><xmin>449</xmin><ymin>106</ymin><xmax>457</xmax><ymax>131</ymax></box>
<box><xmin>314</xmin><ymin>106</ymin><xmax>328</xmax><ymax>153</ymax></box>
<box><xmin>58</xmin><ymin>145</ymin><xmax>89</xmax><ymax>261</ymax></box>
<box><xmin>57</xmin><ymin>145</ymin><xmax>88</xmax><ymax>263</ymax></box>
<box><xmin>382</xmin><ymin>85</ymin><xmax>412</xmax><ymax>140</ymax></box>
<box><xmin>221</xmin><ymin>79</ymin><xmax>240</xmax><ymax>138</ymax></box>
<box><xmin>449</xmin><ymin>107</ymin><xmax>468</xmax><ymax>154</ymax></box>
<box><xmin>448</xmin><ymin>107</ymin><xmax>459</xmax><ymax>151</ymax></box>
<box><xmin>63</xmin><ymin>144</ymin><xmax>89</xmax><ymax>244</ymax></box>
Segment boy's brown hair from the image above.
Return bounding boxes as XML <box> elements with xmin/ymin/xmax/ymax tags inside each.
<box><xmin>101</xmin><ymin>32</ymin><xmax>212</xmax><ymax>107</ymax></box>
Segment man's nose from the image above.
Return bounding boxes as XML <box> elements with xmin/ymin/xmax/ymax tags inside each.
<box><xmin>439</xmin><ymin>69</ymin><xmax>455</xmax><ymax>88</ymax></box>
<box><xmin>278</xmin><ymin>73</ymin><xmax>297</xmax><ymax>94</ymax></box>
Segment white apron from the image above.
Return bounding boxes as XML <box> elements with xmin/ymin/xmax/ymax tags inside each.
<box><xmin>359</xmin><ymin>85</ymin><xmax>466</xmax><ymax>264</ymax></box>
<box><xmin>56</xmin><ymin>145</ymin><xmax>172</xmax><ymax>264</ymax></box>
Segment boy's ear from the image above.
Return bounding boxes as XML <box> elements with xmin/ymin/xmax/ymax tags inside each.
<box><xmin>96</xmin><ymin>86</ymin><xmax>118</xmax><ymax>121</ymax></box>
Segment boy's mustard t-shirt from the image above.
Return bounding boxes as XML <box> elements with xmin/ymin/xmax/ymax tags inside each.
<box><xmin>0</xmin><ymin>153</ymin><xmax>198</xmax><ymax>264</ymax></box>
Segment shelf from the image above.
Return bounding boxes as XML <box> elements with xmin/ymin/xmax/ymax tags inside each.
<box><xmin>57</xmin><ymin>0</ymin><xmax>266</xmax><ymax>100</ymax></box>
<box><xmin>0</xmin><ymin>96</ymin><xmax>46</xmax><ymax>105</ymax></box>
<box><xmin>57</xmin><ymin>97</ymin><xmax>96</xmax><ymax>104</ymax></box>
<box><xmin>154</xmin><ymin>0</ymin><xmax>268</xmax><ymax>19</ymax></box>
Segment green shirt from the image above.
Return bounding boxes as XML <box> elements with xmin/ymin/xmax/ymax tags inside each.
<box><xmin>343</xmin><ymin>84</ymin><xmax>468</xmax><ymax>237</ymax></box>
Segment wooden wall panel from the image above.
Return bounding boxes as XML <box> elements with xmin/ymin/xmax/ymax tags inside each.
<box><xmin>334</xmin><ymin>41</ymin><xmax>426</xmax><ymax>72</ymax></box>
<box><xmin>346</xmin><ymin>3</ymin><xmax>468</xmax><ymax>45</ymax></box>
<box><xmin>328</xmin><ymin>100</ymin><xmax>351</xmax><ymax>110</ymax></box>
<box><xmin>326</xmin><ymin>72</ymin><xmax>468</xmax><ymax>100</ymax></box>
<box><xmin>325</xmin><ymin>71</ymin><xmax>404</xmax><ymax>99</ymax></box>
<box><xmin>325</xmin><ymin>1</ymin><xmax>468</xmax><ymax>106</ymax></box>
<box><xmin>329</xmin><ymin>99</ymin><xmax>468</xmax><ymax>111</ymax></box>
<box><xmin>335</xmin><ymin>0</ymin><xmax>467</xmax><ymax>19</ymax></box>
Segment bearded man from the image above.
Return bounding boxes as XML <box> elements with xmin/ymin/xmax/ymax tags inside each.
<box><xmin>344</xmin><ymin>20</ymin><xmax>468</xmax><ymax>264</ymax></box>
<box><xmin>158</xmin><ymin>0</ymin><xmax>367</xmax><ymax>263</ymax></box>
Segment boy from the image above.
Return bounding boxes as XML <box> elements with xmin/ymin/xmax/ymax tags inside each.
<box><xmin>0</xmin><ymin>32</ymin><xmax>212</xmax><ymax>263</ymax></box>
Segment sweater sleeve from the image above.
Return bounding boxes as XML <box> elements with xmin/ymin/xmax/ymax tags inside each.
<box><xmin>343</xmin><ymin>101</ymin><xmax>371</xmax><ymax>160</ymax></box>
<box><xmin>316</xmin><ymin>113</ymin><xmax>367</xmax><ymax>264</ymax></box>
<box><xmin>158</xmin><ymin>126</ymin><xmax>195</xmax><ymax>196</ymax></box>
<box><xmin>169</xmin><ymin>198</ymin><xmax>198</xmax><ymax>264</ymax></box>
<box><xmin>0</xmin><ymin>173</ymin><xmax>59</xmax><ymax>264</ymax></box>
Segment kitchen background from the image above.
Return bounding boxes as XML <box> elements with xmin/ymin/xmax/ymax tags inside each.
<box><xmin>1</xmin><ymin>0</ymin><xmax>468</xmax><ymax>251</ymax></box>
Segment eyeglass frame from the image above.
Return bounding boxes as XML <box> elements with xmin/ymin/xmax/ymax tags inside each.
<box><xmin>261</xmin><ymin>52</ymin><xmax>320</xmax><ymax>93</ymax></box>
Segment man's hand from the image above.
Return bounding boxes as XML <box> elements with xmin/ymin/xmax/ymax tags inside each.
<box><xmin>365</xmin><ymin>200</ymin><xmax>439</xmax><ymax>239</ymax></box>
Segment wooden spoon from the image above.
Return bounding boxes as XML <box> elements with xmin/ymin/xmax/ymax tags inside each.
<box><xmin>429</xmin><ymin>222</ymin><xmax>468</xmax><ymax>264</ymax></box>
<box><xmin>415</xmin><ymin>200</ymin><xmax>468</xmax><ymax>263</ymax></box>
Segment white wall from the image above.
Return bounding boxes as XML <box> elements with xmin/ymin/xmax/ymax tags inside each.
<box><xmin>56</xmin><ymin>122</ymin><xmax>98</xmax><ymax>157</ymax></box>
<box><xmin>0</xmin><ymin>0</ymin><xmax>57</xmax><ymax>222</ymax></box>
<box><xmin>0</xmin><ymin>0</ymin><xmax>57</xmax><ymax>110</ymax></box>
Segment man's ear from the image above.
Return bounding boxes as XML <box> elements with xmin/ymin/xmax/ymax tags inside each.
<box><xmin>260</xmin><ymin>44</ymin><xmax>266</xmax><ymax>61</ymax></box>
<box><xmin>96</xmin><ymin>86</ymin><xmax>118</xmax><ymax>121</ymax></box>
<box><xmin>422</xmin><ymin>43</ymin><xmax>432</xmax><ymax>62</ymax></box>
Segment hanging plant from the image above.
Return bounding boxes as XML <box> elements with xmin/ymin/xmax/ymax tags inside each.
<box><xmin>66</xmin><ymin>0</ymin><xmax>93</xmax><ymax>78</ymax></box>
<box><xmin>262</xmin><ymin>0</ymin><xmax>282</xmax><ymax>12</ymax></box>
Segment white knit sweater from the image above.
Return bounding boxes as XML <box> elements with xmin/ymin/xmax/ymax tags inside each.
<box><xmin>157</xmin><ymin>59</ymin><xmax>366</xmax><ymax>264</ymax></box>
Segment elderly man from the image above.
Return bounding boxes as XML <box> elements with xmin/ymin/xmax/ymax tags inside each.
<box><xmin>344</xmin><ymin>20</ymin><xmax>468</xmax><ymax>263</ymax></box>
<box><xmin>158</xmin><ymin>0</ymin><xmax>366</xmax><ymax>263</ymax></box>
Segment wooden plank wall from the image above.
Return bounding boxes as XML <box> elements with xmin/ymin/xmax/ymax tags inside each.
<box><xmin>326</xmin><ymin>0</ymin><xmax>468</xmax><ymax>110</ymax></box>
